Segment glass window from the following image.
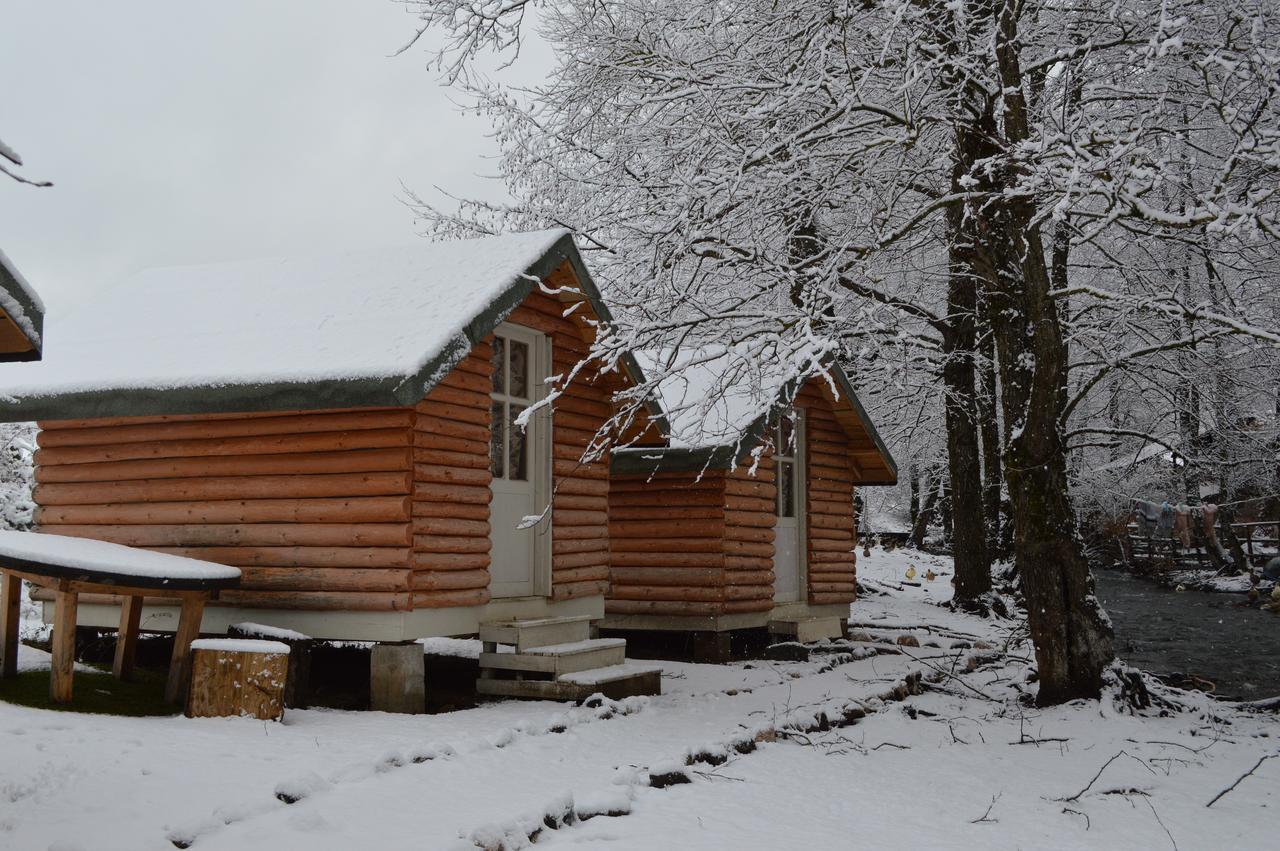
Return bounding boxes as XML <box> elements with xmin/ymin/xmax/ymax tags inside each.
<box><xmin>778</xmin><ymin>460</ymin><xmax>795</xmax><ymax>518</ymax></box>
<box><xmin>489</xmin><ymin>400</ymin><xmax>506</xmax><ymax>478</ymax></box>
<box><xmin>491</xmin><ymin>336</ymin><xmax>506</xmax><ymax>395</ymax></box>
<box><xmin>508</xmin><ymin>404</ymin><xmax>528</xmax><ymax>481</ymax></box>
<box><xmin>509</xmin><ymin>340</ymin><xmax>530</xmax><ymax>399</ymax></box>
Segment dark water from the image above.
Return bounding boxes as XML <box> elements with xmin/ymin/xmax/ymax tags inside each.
<box><xmin>1093</xmin><ymin>568</ymin><xmax>1280</xmax><ymax>701</ymax></box>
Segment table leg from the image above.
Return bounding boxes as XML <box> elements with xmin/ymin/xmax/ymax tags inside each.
<box><xmin>1</xmin><ymin>573</ymin><xmax>21</xmax><ymax>679</ymax></box>
<box><xmin>164</xmin><ymin>596</ymin><xmax>204</xmax><ymax>705</ymax></box>
<box><xmin>113</xmin><ymin>595</ymin><xmax>143</xmax><ymax>681</ymax></box>
<box><xmin>50</xmin><ymin>588</ymin><xmax>78</xmax><ymax>704</ymax></box>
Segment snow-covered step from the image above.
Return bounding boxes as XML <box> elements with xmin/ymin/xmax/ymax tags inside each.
<box><xmin>768</xmin><ymin>616</ymin><xmax>844</xmax><ymax>643</ymax></box>
<box><xmin>475</xmin><ymin>661</ymin><xmax>662</xmax><ymax>701</ymax></box>
<box><xmin>478</xmin><ymin>638</ymin><xmax>626</xmax><ymax>676</ymax></box>
<box><xmin>478</xmin><ymin>615</ymin><xmax>592</xmax><ymax>651</ymax></box>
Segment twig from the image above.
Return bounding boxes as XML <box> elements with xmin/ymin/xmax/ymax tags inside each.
<box><xmin>1205</xmin><ymin>752</ymin><xmax>1278</xmax><ymax>808</ymax></box>
<box><xmin>969</xmin><ymin>792</ymin><xmax>1001</xmax><ymax>824</ymax></box>
<box><xmin>871</xmin><ymin>742</ymin><xmax>910</xmax><ymax>751</ymax></box>
<box><xmin>1061</xmin><ymin>806</ymin><xmax>1091</xmax><ymax>830</ymax></box>
<box><xmin>1144</xmin><ymin>796</ymin><xmax>1178</xmax><ymax>850</ymax></box>
<box><xmin>1058</xmin><ymin>750</ymin><xmax>1154</xmax><ymax>802</ymax></box>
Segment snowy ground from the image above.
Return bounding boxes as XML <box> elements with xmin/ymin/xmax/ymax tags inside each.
<box><xmin>2</xmin><ymin>548</ymin><xmax>1277</xmax><ymax>850</ymax></box>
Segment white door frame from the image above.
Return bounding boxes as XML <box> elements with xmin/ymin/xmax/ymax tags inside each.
<box><xmin>773</xmin><ymin>409</ymin><xmax>808</xmax><ymax>603</ymax></box>
<box><xmin>488</xmin><ymin>322</ymin><xmax>553</xmax><ymax>598</ymax></box>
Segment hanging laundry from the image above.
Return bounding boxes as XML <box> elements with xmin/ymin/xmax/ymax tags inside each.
<box><xmin>1173</xmin><ymin>504</ymin><xmax>1192</xmax><ymax>548</ymax></box>
<box><xmin>1157</xmin><ymin>502</ymin><xmax>1176</xmax><ymax>538</ymax></box>
<box><xmin>1133</xmin><ymin>499</ymin><xmax>1161</xmax><ymax>536</ymax></box>
<box><xmin>1201</xmin><ymin>503</ymin><xmax>1219</xmax><ymax>546</ymax></box>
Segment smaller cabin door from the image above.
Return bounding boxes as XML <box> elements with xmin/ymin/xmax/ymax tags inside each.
<box><xmin>488</xmin><ymin>324</ymin><xmax>549</xmax><ymax>598</ymax></box>
<box><xmin>773</xmin><ymin>412</ymin><xmax>805</xmax><ymax>603</ymax></box>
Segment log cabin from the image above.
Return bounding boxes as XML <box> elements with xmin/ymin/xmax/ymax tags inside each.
<box><xmin>606</xmin><ymin>348</ymin><xmax>897</xmax><ymax>659</ymax></box>
<box><xmin>0</xmin><ymin>249</ymin><xmax>43</xmax><ymax>361</ymax></box>
<box><xmin>0</xmin><ymin>231</ymin><xmax>654</xmax><ymax>655</ymax></box>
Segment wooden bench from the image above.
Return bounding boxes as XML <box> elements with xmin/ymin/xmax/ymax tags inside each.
<box><xmin>0</xmin><ymin>530</ymin><xmax>240</xmax><ymax>705</ymax></box>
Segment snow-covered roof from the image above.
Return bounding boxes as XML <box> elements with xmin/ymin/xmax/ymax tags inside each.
<box><xmin>0</xmin><ymin>230</ymin><xmax>629</xmax><ymax>421</ymax></box>
<box><xmin>0</xmin><ymin>248</ymin><xmax>43</xmax><ymax>362</ymax></box>
<box><xmin>615</xmin><ymin>345</ymin><xmax>897</xmax><ymax>484</ymax></box>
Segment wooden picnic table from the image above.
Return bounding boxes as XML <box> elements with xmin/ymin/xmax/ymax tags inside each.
<box><xmin>0</xmin><ymin>531</ymin><xmax>240</xmax><ymax>705</ymax></box>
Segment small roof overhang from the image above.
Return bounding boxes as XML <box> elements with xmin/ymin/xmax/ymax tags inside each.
<box><xmin>0</xmin><ymin>250</ymin><xmax>43</xmax><ymax>362</ymax></box>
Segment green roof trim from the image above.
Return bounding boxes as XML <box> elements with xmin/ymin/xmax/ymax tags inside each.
<box><xmin>0</xmin><ymin>250</ymin><xmax>44</xmax><ymax>362</ymax></box>
<box><xmin>0</xmin><ymin>232</ymin><xmax>667</xmax><ymax>428</ymax></box>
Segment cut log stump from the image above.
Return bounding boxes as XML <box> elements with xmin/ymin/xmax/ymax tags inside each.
<box><xmin>186</xmin><ymin>639</ymin><xmax>290</xmax><ymax>721</ymax></box>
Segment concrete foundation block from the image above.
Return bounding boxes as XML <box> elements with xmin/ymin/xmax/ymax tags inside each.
<box><xmin>370</xmin><ymin>642</ymin><xmax>425</xmax><ymax>714</ymax></box>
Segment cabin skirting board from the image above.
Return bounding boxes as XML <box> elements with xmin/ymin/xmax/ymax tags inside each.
<box><xmin>598</xmin><ymin>602</ymin><xmax>848</xmax><ymax>634</ymax></box>
<box><xmin>43</xmin><ymin>594</ymin><xmax>604</xmax><ymax>643</ymax></box>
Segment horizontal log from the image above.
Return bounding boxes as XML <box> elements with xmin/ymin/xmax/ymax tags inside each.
<box><xmin>413</xmin><ymin>464</ymin><xmax>492</xmax><ymax>487</ymax></box>
<box><xmin>609</xmin><ymin>490</ymin><xmax>723</xmax><ymax>508</ymax></box>
<box><xmin>810</xmin><ymin>539</ymin><xmax>854</xmax><ymax>554</ymax></box>
<box><xmin>412</xmin><ymin>517</ymin><xmax>489</xmax><ymax>537</ymax></box>
<box><xmin>412</xmin><ymin>588</ymin><xmax>490</xmax><ymax>608</ymax></box>
<box><xmin>36</xmin><ymin>409</ymin><xmax>413</xmax><ymax>448</ymax></box>
<box><xmin>725</xmin><ymin>584</ymin><xmax>770</xmax><ymax>601</ymax></box>
<box><xmin>809</xmin><ymin>582</ymin><xmax>856</xmax><ymax>595</ymax></box>
<box><xmin>724</xmin><ymin>598</ymin><xmax>773</xmax><ymax>614</ymax></box>
<box><xmin>725</xmin><ymin>495</ymin><xmax>773</xmax><ymax>513</ymax></box>
<box><xmin>551</xmin><ymin>524</ymin><xmax>607</xmax><ymax>541</ymax></box>
<box><xmin>725</xmin><ymin>555</ymin><xmax>771</xmax><ymax>570</ymax></box>
<box><xmin>411</xmin><ymin>448</ymin><xmax>489</xmax><ymax>471</ymax></box>
<box><xmin>417</xmin><ymin>401</ymin><xmax>489</xmax><ymax>428</ymax></box>
<box><xmin>807</xmin><ymin>551</ymin><xmax>855</xmax><ymax>565</ymax></box>
<box><xmin>552</xmin><ymin>538</ymin><xmax>608</xmax><ymax>555</ymax></box>
<box><xmin>239</xmin><ymin>566</ymin><xmax>411</xmax><ymax>592</ymax></box>
<box><xmin>610</xmin><ymin>471</ymin><xmax>723</xmax><ymax>490</ymax></box>
<box><xmin>553</xmin><ymin>494</ymin><xmax>608</xmax><ymax>512</ymax></box>
<box><xmin>552</xmin><ymin>459</ymin><xmax>609</xmax><ymax>481</ymax></box>
<box><xmin>610</xmin><ymin>506</ymin><xmax>722</xmax><ymax>521</ymax></box>
<box><xmin>552</xmin><ymin>476</ymin><xmax>609</xmax><ymax>497</ymax></box>
<box><xmin>36</xmin><ymin>428</ymin><xmax>411</xmax><ymax>467</ymax></box>
<box><xmin>724</xmin><ymin>478</ymin><xmax>776</xmax><ymax>499</ymax></box>
<box><xmin>609</xmin><ymin>585</ymin><xmax>724</xmax><ymax>603</ymax></box>
<box><xmin>605</xmin><ymin>599</ymin><xmax>725</xmax><ymax>616</ymax></box>
<box><xmin>411</xmin><ymin>501</ymin><xmax>490</xmax><ymax>521</ymax></box>
<box><xmin>550</xmin><ymin>579</ymin><xmax>608</xmax><ymax>602</ymax></box>
<box><xmin>611</xmin><ymin>537</ymin><xmax>723</xmax><ymax>554</ymax></box>
<box><xmin>420</xmin><ymin>385</ymin><xmax>491</xmax><ymax>410</ymax></box>
<box><xmin>35</xmin><ymin>447</ymin><xmax>413</xmax><ymax>484</ymax></box>
<box><xmin>411</xmin><ymin>552</ymin><xmax>491</xmax><ymax>571</ymax></box>
<box><xmin>550</xmin><ymin>564</ymin><xmax>609</xmax><ymax>584</ymax></box>
<box><xmin>216</xmin><ymin>589</ymin><xmax>412</xmax><ymax>611</ymax></box>
<box><xmin>37</xmin><ymin>496</ymin><xmax>411</xmax><ymax>526</ymax></box>
<box><xmin>724</xmin><ymin>525</ymin><xmax>772</xmax><ymax>544</ymax></box>
<box><xmin>41</xmin><ymin>522</ymin><xmax>410</xmax><ymax>548</ymax></box>
<box><xmin>724</xmin><ymin>510</ymin><xmax>776</xmax><ymax>529</ymax></box>
<box><xmin>611</xmin><ymin>566</ymin><xmax>724</xmax><ymax>587</ymax></box>
<box><xmin>38</xmin><ymin>407</ymin><xmax>400</xmax><ymax>431</ymax></box>
<box><xmin>552</xmin><ymin>551</ymin><xmax>609</xmax><ymax>570</ymax></box>
<box><xmin>809</xmin><ymin>591</ymin><xmax>856</xmax><ymax>606</ymax></box>
<box><xmin>435</xmin><ymin>368</ymin><xmax>491</xmax><ymax>395</ymax></box>
<box><xmin>411</xmin><ymin>432</ymin><xmax>488</xmax><ymax>456</ymax></box>
<box><xmin>36</xmin><ymin>471</ymin><xmax>413</xmax><ymax>506</ymax></box>
<box><xmin>410</xmin><ymin>568</ymin><xmax>489</xmax><ymax>592</ymax></box>
<box><xmin>554</xmin><ymin>509</ymin><xmax>609</xmax><ymax>526</ymax></box>
<box><xmin>724</xmin><ymin>540</ymin><xmax>773</xmax><ymax>558</ymax></box>
<box><xmin>809</xmin><ymin>526</ymin><xmax>855</xmax><ymax>540</ymax></box>
<box><xmin>413</xmin><ymin>483</ymin><xmax>492</xmax><ymax>505</ymax></box>
<box><xmin>413</xmin><ymin>534</ymin><xmax>491</xmax><ymax>554</ymax></box>
<box><xmin>149</xmin><ymin>545</ymin><xmax>410</xmax><ymax>568</ymax></box>
<box><xmin>612</xmin><ymin>551</ymin><xmax>723</xmax><ymax>567</ymax></box>
<box><xmin>414</xmin><ymin>417</ymin><xmax>488</xmax><ymax>444</ymax></box>
<box><xmin>609</xmin><ymin>519</ymin><xmax>724</xmax><ymax>538</ymax></box>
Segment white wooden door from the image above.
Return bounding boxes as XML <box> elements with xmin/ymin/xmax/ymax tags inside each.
<box><xmin>488</xmin><ymin>324</ymin><xmax>548</xmax><ymax>598</ymax></box>
<box><xmin>773</xmin><ymin>412</ymin><xmax>805</xmax><ymax>603</ymax></box>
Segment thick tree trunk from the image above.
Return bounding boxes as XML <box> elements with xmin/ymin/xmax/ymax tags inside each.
<box><xmin>942</xmin><ymin>214</ymin><xmax>991</xmax><ymax>606</ymax></box>
<box><xmin>967</xmin><ymin>0</ymin><xmax>1113</xmax><ymax>705</ymax></box>
<box><xmin>909</xmin><ymin>470</ymin><xmax>939</xmax><ymax>548</ymax></box>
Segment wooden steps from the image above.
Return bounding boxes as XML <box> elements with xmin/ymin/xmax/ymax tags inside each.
<box><xmin>768</xmin><ymin>616</ymin><xmax>844</xmax><ymax>643</ymax></box>
<box><xmin>477</xmin><ymin>616</ymin><xmax>660</xmax><ymax>701</ymax></box>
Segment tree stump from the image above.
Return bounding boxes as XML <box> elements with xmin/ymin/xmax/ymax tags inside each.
<box><xmin>186</xmin><ymin>639</ymin><xmax>290</xmax><ymax>721</ymax></box>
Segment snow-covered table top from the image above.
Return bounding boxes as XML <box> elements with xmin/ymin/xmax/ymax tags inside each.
<box><xmin>0</xmin><ymin>530</ymin><xmax>241</xmax><ymax>592</ymax></box>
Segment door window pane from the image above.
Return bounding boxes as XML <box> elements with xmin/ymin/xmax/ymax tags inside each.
<box><xmin>489</xmin><ymin>400</ymin><xmax>506</xmax><ymax>478</ymax></box>
<box><xmin>491</xmin><ymin>336</ymin><xmax>506</xmax><ymax>395</ymax></box>
<box><xmin>508</xmin><ymin>404</ymin><xmax>528</xmax><ymax>481</ymax></box>
<box><xmin>779</xmin><ymin>416</ymin><xmax>794</xmax><ymax>456</ymax></box>
<box><xmin>778</xmin><ymin>460</ymin><xmax>795</xmax><ymax>518</ymax></box>
<box><xmin>509</xmin><ymin>340</ymin><xmax>530</xmax><ymax>399</ymax></box>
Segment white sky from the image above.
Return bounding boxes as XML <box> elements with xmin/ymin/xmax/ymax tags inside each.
<box><xmin>1</xmin><ymin>1</ymin><xmax>543</xmax><ymax>314</ymax></box>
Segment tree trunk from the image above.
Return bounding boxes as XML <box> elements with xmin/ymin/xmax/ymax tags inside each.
<box><xmin>942</xmin><ymin>211</ymin><xmax>991</xmax><ymax>606</ymax></box>
<box><xmin>909</xmin><ymin>470</ymin><xmax>939</xmax><ymax>548</ymax></box>
<box><xmin>976</xmin><ymin>286</ymin><xmax>1004</xmax><ymax>559</ymax></box>
<box><xmin>967</xmin><ymin>0</ymin><xmax>1114</xmax><ymax>704</ymax></box>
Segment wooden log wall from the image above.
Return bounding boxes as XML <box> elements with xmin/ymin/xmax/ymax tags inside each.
<box><xmin>608</xmin><ymin>470</ymin><xmax>729</xmax><ymax>617</ymax></box>
<box><xmin>724</xmin><ymin>457</ymin><xmax>777</xmax><ymax>614</ymax></box>
<box><xmin>411</xmin><ymin>341</ymin><xmax>494</xmax><ymax>609</ymax></box>
<box><xmin>506</xmin><ymin>288</ymin><xmax>612</xmax><ymax>603</ymax></box>
<box><xmin>797</xmin><ymin>382</ymin><xmax>859</xmax><ymax>605</ymax></box>
<box><xmin>35</xmin><ymin>409</ymin><xmax>415</xmax><ymax>611</ymax></box>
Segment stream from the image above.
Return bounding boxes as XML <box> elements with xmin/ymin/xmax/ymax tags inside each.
<box><xmin>1093</xmin><ymin>568</ymin><xmax>1280</xmax><ymax>701</ymax></box>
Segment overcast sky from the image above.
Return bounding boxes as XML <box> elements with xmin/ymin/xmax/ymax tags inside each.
<box><xmin>2</xmin><ymin>1</ymin><xmax>542</xmax><ymax>314</ymax></box>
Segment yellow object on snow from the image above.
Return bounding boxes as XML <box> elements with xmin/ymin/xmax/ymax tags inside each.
<box><xmin>905</xmin><ymin>566</ymin><xmax>917</xmax><ymax>580</ymax></box>
<box><xmin>925</xmin><ymin>569</ymin><xmax>936</xmax><ymax>581</ymax></box>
